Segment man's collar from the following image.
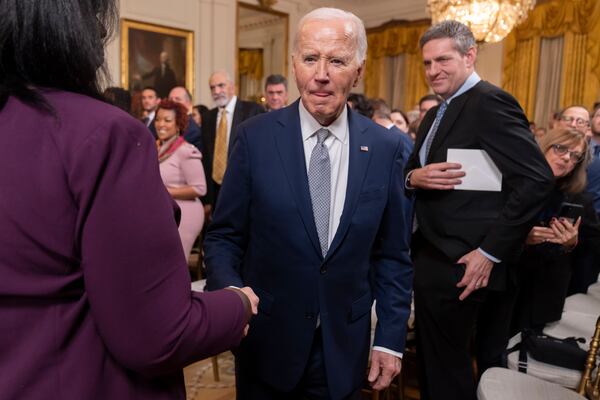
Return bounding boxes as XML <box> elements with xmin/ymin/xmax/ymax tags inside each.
<box><xmin>446</xmin><ymin>71</ymin><xmax>481</xmax><ymax>104</ymax></box>
<box><xmin>220</xmin><ymin>95</ymin><xmax>237</xmax><ymax>114</ymax></box>
<box><xmin>299</xmin><ymin>100</ymin><xmax>348</xmax><ymax>144</ymax></box>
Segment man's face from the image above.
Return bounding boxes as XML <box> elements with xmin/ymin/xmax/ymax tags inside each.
<box><xmin>558</xmin><ymin>106</ymin><xmax>590</xmax><ymax>135</ymax></box>
<box><xmin>419</xmin><ymin>99</ymin><xmax>439</xmax><ymax>119</ymax></box>
<box><xmin>265</xmin><ymin>83</ymin><xmax>288</xmax><ymax>110</ymax></box>
<box><xmin>168</xmin><ymin>87</ymin><xmax>192</xmax><ymax>112</ymax></box>
<box><xmin>209</xmin><ymin>73</ymin><xmax>235</xmax><ymax>108</ymax></box>
<box><xmin>591</xmin><ymin>108</ymin><xmax>600</xmax><ymax>136</ymax></box>
<box><xmin>292</xmin><ymin>19</ymin><xmax>363</xmax><ymax>126</ymax></box>
<box><xmin>141</xmin><ymin>89</ymin><xmax>160</xmax><ymax>112</ymax></box>
<box><xmin>422</xmin><ymin>38</ymin><xmax>475</xmax><ymax>100</ymax></box>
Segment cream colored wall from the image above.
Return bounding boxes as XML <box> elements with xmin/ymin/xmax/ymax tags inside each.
<box><xmin>106</xmin><ymin>0</ymin><xmax>314</xmax><ymax>107</ymax></box>
<box><xmin>106</xmin><ymin>0</ymin><xmax>505</xmax><ymax>105</ymax></box>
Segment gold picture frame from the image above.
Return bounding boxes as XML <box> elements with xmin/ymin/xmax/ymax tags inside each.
<box><xmin>120</xmin><ymin>19</ymin><xmax>194</xmax><ymax>99</ymax></box>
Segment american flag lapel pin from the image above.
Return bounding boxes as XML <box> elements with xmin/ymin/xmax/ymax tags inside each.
<box><xmin>360</xmin><ymin>146</ymin><xmax>369</xmax><ymax>152</ymax></box>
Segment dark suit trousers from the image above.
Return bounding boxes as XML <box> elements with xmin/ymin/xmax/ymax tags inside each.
<box><xmin>412</xmin><ymin>235</ymin><xmax>516</xmax><ymax>400</ymax></box>
<box><xmin>235</xmin><ymin>328</ymin><xmax>362</xmax><ymax>400</ymax></box>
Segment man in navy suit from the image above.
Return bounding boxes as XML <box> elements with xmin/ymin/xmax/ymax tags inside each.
<box><xmin>204</xmin><ymin>7</ymin><xmax>413</xmax><ymax>400</ymax></box>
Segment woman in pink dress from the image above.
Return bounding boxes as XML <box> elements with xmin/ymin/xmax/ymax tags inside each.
<box><xmin>155</xmin><ymin>100</ymin><xmax>206</xmax><ymax>261</ymax></box>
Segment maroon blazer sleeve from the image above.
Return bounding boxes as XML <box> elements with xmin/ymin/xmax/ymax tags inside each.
<box><xmin>67</xmin><ymin>114</ymin><xmax>248</xmax><ymax>376</ymax></box>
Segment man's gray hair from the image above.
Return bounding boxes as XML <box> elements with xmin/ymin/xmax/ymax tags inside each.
<box><xmin>419</xmin><ymin>20</ymin><xmax>476</xmax><ymax>55</ymax></box>
<box><xmin>293</xmin><ymin>7</ymin><xmax>367</xmax><ymax>65</ymax></box>
<box><xmin>210</xmin><ymin>69</ymin><xmax>233</xmax><ymax>83</ymax></box>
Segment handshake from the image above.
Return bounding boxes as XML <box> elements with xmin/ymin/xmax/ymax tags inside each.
<box><xmin>227</xmin><ymin>286</ymin><xmax>260</xmax><ymax>336</ymax></box>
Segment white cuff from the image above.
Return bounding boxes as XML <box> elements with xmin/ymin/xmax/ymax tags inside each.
<box><xmin>477</xmin><ymin>248</ymin><xmax>501</xmax><ymax>263</ymax></box>
<box><xmin>372</xmin><ymin>346</ymin><xmax>403</xmax><ymax>359</ymax></box>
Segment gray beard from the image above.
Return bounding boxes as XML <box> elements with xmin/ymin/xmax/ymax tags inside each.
<box><xmin>214</xmin><ymin>96</ymin><xmax>229</xmax><ymax>108</ymax></box>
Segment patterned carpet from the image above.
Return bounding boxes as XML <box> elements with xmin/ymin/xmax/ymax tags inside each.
<box><xmin>184</xmin><ymin>353</ymin><xmax>236</xmax><ymax>400</ymax></box>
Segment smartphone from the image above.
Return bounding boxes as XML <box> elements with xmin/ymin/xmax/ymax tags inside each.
<box><xmin>557</xmin><ymin>202</ymin><xmax>584</xmax><ymax>224</ymax></box>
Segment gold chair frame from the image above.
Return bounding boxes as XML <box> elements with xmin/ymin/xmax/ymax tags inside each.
<box><xmin>578</xmin><ymin>316</ymin><xmax>600</xmax><ymax>400</ymax></box>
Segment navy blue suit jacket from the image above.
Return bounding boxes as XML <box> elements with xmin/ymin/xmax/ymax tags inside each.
<box><xmin>204</xmin><ymin>100</ymin><xmax>413</xmax><ymax>398</ymax></box>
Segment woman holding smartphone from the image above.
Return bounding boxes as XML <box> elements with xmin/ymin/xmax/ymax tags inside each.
<box><xmin>512</xmin><ymin>128</ymin><xmax>600</xmax><ymax>332</ymax></box>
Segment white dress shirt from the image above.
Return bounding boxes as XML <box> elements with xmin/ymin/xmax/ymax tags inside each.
<box><xmin>298</xmin><ymin>101</ymin><xmax>402</xmax><ymax>359</ymax></box>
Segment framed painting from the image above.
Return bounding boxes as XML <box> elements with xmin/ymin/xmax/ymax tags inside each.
<box><xmin>120</xmin><ymin>19</ymin><xmax>194</xmax><ymax>99</ymax></box>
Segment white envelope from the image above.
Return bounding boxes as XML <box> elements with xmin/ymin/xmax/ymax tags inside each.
<box><xmin>446</xmin><ymin>148</ymin><xmax>502</xmax><ymax>192</ymax></box>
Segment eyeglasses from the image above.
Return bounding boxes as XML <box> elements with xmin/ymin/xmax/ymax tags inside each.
<box><xmin>560</xmin><ymin>115</ymin><xmax>590</xmax><ymax>127</ymax></box>
<box><xmin>551</xmin><ymin>143</ymin><xmax>584</xmax><ymax>163</ymax></box>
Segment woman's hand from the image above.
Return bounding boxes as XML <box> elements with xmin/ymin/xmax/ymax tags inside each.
<box><xmin>548</xmin><ymin>217</ymin><xmax>581</xmax><ymax>249</ymax></box>
<box><xmin>526</xmin><ymin>226</ymin><xmax>557</xmax><ymax>245</ymax></box>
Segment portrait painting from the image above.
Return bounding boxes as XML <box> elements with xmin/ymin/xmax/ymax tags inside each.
<box><xmin>120</xmin><ymin>19</ymin><xmax>194</xmax><ymax>99</ymax></box>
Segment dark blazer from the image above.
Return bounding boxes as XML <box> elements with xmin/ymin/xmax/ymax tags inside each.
<box><xmin>405</xmin><ymin>80</ymin><xmax>553</xmax><ymax>288</ymax></box>
<box><xmin>204</xmin><ymin>101</ymin><xmax>413</xmax><ymax>399</ymax></box>
<box><xmin>514</xmin><ymin>190</ymin><xmax>600</xmax><ymax>329</ymax></box>
<box><xmin>201</xmin><ymin>98</ymin><xmax>265</xmax><ymax>207</ymax></box>
<box><xmin>0</xmin><ymin>90</ymin><xmax>248</xmax><ymax>400</ymax></box>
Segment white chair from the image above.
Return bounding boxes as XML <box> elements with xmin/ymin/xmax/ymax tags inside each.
<box><xmin>506</xmin><ymin>333</ymin><xmax>583</xmax><ymax>389</ymax></box>
<box><xmin>190</xmin><ymin>279</ymin><xmax>206</xmax><ymax>292</ymax></box>
<box><xmin>587</xmin><ymin>283</ymin><xmax>600</xmax><ymax>301</ymax></box>
<box><xmin>506</xmin><ymin>304</ymin><xmax>600</xmax><ymax>389</ymax></box>
<box><xmin>564</xmin><ymin>294</ymin><xmax>600</xmax><ymax>317</ymax></box>
<box><xmin>477</xmin><ymin>367</ymin><xmax>585</xmax><ymax>400</ymax></box>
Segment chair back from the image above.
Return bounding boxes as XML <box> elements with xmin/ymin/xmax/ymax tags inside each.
<box><xmin>578</xmin><ymin>316</ymin><xmax>600</xmax><ymax>399</ymax></box>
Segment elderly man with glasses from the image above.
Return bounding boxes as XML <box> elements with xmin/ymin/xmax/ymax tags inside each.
<box><xmin>557</xmin><ymin>105</ymin><xmax>591</xmax><ymax>136</ymax></box>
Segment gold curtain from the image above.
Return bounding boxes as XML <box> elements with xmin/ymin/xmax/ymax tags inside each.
<box><xmin>503</xmin><ymin>0</ymin><xmax>600</xmax><ymax>114</ymax></box>
<box><xmin>365</xmin><ymin>21</ymin><xmax>430</xmax><ymax>111</ymax></box>
<box><xmin>238</xmin><ymin>49</ymin><xmax>264</xmax><ymax>81</ymax></box>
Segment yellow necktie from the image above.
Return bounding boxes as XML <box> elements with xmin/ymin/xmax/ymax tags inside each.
<box><xmin>212</xmin><ymin>109</ymin><xmax>228</xmax><ymax>184</ymax></box>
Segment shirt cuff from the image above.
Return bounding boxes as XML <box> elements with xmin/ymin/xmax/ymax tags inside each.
<box><xmin>405</xmin><ymin>170</ymin><xmax>415</xmax><ymax>190</ymax></box>
<box><xmin>477</xmin><ymin>248</ymin><xmax>501</xmax><ymax>263</ymax></box>
<box><xmin>372</xmin><ymin>346</ymin><xmax>403</xmax><ymax>359</ymax></box>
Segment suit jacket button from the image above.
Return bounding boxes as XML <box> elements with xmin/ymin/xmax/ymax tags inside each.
<box><xmin>305</xmin><ymin>313</ymin><xmax>314</xmax><ymax>319</ymax></box>
<box><xmin>320</xmin><ymin>265</ymin><xmax>327</xmax><ymax>274</ymax></box>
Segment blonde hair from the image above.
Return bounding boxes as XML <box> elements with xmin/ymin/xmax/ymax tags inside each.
<box><xmin>537</xmin><ymin>128</ymin><xmax>590</xmax><ymax>193</ymax></box>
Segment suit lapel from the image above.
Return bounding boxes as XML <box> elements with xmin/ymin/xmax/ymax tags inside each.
<box><xmin>425</xmin><ymin>86</ymin><xmax>472</xmax><ymax>164</ymax></box>
<box><xmin>326</xmin><ymin>109</ymin><xmax>371</xmax><ymax>260</ymax></box>
<box><xmin>229</xmin><ymin>100</ymin><xmax>244</xmax><ymax>154</ymax></box>
<box><xmin>414</xmin><ymin>109</ymin><xmax>436</xmax><ymax>155</ymax></box>
<box><xmin>273</xmin><ymin>101</ymin><xmax>322</xmax><ymax>256</ymax></box>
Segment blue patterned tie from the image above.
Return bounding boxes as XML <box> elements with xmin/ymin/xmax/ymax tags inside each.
<box><xmin>308</xmin><ymin>128</ymin><xmax>331</xmax><ymax>258</ymax></box>
<box><xmin>424</xmin><ymin>101</ymin><xmax>448</xmax><ymax>160</ymax></box>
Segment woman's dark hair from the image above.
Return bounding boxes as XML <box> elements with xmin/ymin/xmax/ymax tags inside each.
<box><xmin>156</xmin><ymin>100</ymin><xmax>189</xmax><ymax>134</ymax></box>
<box><xmin>193</xmin><ymin>104</ymin><xmax>209</xmax><ymax>115</ymax></box>
<box><xmin>347</xmin><ymin>93</ymin><xmax>373</xmax><ymax>118</ymax></box>
<box><xmin>103</xmin><ymin>87</ymin><xmax>132</xmax><ymax>114</ymax></box>
<box><xmin>391</xmin><ymin>108</ymin><xmax>409</xmax><ymax>126</ymax></box>
<box><xmin>0</xmin><ymin>0</ymin><xmax>118</xmax><ymax>110</ymax></box>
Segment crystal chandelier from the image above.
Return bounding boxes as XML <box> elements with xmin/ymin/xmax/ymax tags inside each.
<box><xmin>427</xmin><ymin>0</ymin><xmax>536</xmax><ymax>43</ymax></box>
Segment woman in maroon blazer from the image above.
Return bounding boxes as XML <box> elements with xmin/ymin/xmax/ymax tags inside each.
<box><xmin>0</xmin><ymin>1</ymin><xmax>258</xmax><ymax>399</ymax></box>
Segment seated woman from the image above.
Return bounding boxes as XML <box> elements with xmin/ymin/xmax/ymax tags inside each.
<box><xmin>155</xmin><ymin>100</ymin><xmax>207</xmax><ymax>261</ymax></box>
<box><xmin>512</xmin><ymin>128</ymin><xmax>600</xmax><ymax>333</ymax></box>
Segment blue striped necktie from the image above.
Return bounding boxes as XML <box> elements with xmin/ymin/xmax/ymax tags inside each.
<box><xmin>424</xmin><ymin>101</ymin><xmax>448</xmax><ymax>161</ymax></box>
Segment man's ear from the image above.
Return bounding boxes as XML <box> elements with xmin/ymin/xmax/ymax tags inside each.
<box><xmin>465</xmin><ymin>46</ymin><xmax>477</xmax><ymax>69</ymax></box>
<box><xmin>353</xmin><ymin>60</ymin><xmax>366</xmax><ymax>88</ymax></box>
